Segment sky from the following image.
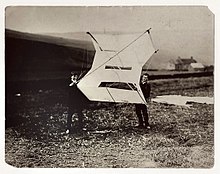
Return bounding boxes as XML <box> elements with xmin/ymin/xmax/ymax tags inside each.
<box><xmin>5</xmin><ymin>6</ymin><xmax>214</xmax><ymax>66</ymax></box>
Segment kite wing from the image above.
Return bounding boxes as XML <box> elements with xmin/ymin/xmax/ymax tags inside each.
<box><xmin>77</xmin><ymin>29</ymin><xmax>156</xmax><ymax>104</ymax></box>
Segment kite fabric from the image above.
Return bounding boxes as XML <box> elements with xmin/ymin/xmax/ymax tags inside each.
<box><xmin>77</xmin><ymin>30</ymin><xmax>156</xmax><ymax>104</ymax></box>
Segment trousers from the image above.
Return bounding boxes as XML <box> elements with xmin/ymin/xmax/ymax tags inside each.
<box><xmin>135</xmin><ymin>104</ymin><xmax>149</xmax><ymax>126</ymax></box>
<box><xmin>67</xmin><ymin>85</ymin><xmax>84</xmax><ymax>130</ymax></box>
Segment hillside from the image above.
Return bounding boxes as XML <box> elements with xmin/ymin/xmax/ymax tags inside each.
<box><xmin>5</xmin><ymin>29</ymin><xmax>95</xmax><ymax>81</ymax></box>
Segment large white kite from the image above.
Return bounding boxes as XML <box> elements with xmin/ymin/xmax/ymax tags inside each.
<box><xmin>77</xmin><ymin>29</ymin><xmax>157</xmax><ymax>104</ymax></box>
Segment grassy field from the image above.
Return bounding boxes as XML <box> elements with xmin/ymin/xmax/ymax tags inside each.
<box><xmin>5</xmin><ymin>76</ymin><xmax>214</xmax><ymax>168</ymax></box>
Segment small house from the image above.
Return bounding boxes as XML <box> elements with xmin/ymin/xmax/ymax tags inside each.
<box><xmin>188</xmin><ymin>63</ymin><xmax>205</xmax><ymax>71</ymax></box>
<box><xmin>167</xmin><ymin>56</ymin><xmax>197</xmax><ymax>71</ymax></box>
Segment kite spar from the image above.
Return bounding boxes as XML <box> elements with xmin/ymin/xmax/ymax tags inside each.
<box><xmin>77</xmin><ymin>29</ymin><xmax>157</xmax><ymax>104</ymax></box>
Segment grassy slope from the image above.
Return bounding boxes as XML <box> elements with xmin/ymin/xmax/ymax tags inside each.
<box><xmin>5</xmin><ymin>76</ymin><xmax>214</xmax><ymax>168</ymax></box>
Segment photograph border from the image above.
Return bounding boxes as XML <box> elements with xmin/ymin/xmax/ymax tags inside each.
<box><xmin>1</xmin><ymin>0</ymin><xmax>219</xmax><ymax>174</ymax></box>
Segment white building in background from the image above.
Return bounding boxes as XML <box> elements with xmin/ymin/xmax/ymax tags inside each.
<box><xmin>188</xmin><ymin>63</ymin><xmax>205</xmax><ymax>71</ymax></box>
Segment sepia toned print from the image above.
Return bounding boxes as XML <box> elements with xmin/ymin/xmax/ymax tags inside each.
<box><xmin>5</xmin><ymin>6</ymin><xmax>214</xmax><ymax>168</ymax></box>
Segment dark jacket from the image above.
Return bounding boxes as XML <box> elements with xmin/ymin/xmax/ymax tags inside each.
<box><xmin>68</xmin><ymin>83</ymin><xmax>88</xmax><ymax>109</ymax></box>
<box><xmin>140</xmin><ymin>82</ymin><xmax>151</xmax><ymax>100</ymax></box>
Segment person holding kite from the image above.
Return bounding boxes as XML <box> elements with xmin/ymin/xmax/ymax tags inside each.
<box><xmin>70</xmin><ymin>29</ymin><xmax>157</xmax><ymax>132</ymax></box>
<box><xmin>135</xmin><ymin>74</ymin><xmax>151</xmax><ymax>129</ymax></box>
<box><xmin>66</xmin><ymin>72</ymin><xmax>84</xmax><ymax>134</ymax></box>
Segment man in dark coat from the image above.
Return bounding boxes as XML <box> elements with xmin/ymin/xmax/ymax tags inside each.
<box><xmin>66</xmin><ymin>73</ymin><xmax>84</xmax><ymax>134</ymax></box>
<box><xmin>135</xmin><ymin>74</ymin><xmax>151</xmax><ymax>129</ymax></box>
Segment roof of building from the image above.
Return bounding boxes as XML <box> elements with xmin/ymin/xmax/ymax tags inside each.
<box><xmin>180</xmin><ymin>58</ymin><xmax>197</xmax><ymax>64</ymax></box>
<box><xmin>177</xmin><ymin>57</ymin><xmax>197</xmax><ymax>64</ymax></box>
<box><xmin>169</xmin><ymin>57</ymin><xmax>197</xmax><ymax>65</ymax></box>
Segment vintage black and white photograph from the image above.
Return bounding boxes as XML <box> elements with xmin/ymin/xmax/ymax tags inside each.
<box><xmin>5</xmin><ymin>6</ymin><xmax>214</xmax><ymax>168</ymax></box>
